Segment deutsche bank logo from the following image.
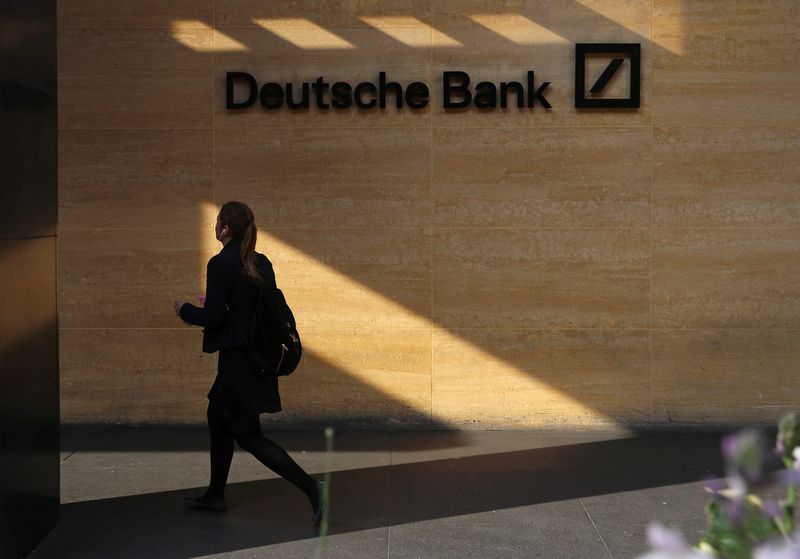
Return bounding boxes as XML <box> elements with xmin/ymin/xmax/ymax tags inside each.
<box><xmin>226</xmin><ymin>44</ymin><xmax>643</xmax><ymax>113</ymax></box>
<box><xmin>575</xmin><ymin>43</ymin><xmax>640</xmax><ymax>109</ymax></box>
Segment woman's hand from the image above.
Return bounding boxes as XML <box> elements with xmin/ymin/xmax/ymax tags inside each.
<box><xmin>174</xmin><ymin>300</ymin><xmax>187</xmax><ymax>317</ymax></box>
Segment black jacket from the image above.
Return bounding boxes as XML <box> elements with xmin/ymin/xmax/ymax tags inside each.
<box><xmin>180</xmin><ymin>241</ymin><xmax>277</xmax><ymax>353</ymax></box>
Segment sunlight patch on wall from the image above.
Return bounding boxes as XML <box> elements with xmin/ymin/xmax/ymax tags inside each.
<box><xmin>573</xmin><ymin>0</ymin><xmax>683</xmax><ymax>55</ymax></box>
<box><xmin>469</xmin><ymin>14</ymin><xmax>568</xmax><ymax>45</ymax></box>
<box><xmin>199</xmin><ymin>202</ymin><xmax>221</xmax><ymax>263</ymax></box>
<box><xmin>255</xmin><ymin>227</ymin><xmax>603</xmax><ymax>423</ymax></box>
<box><xmin>358</xmin><ymin>16</ymin><xmax>428</xmax><ymax>28</ymax></box>
<box><xmin>252</xmin><ymin>19</ymin><xmax>355</xmax><ymax>50</ymax></box>
<box><xmin>169</xmin><ymin>20</ymin><xmax>245</xmax><ymax>52</ymax></box>
<box><xmin>431</xmin><ymin>29</ymin><xmax>464</xmax><ymax>48</ymax></box>
<box><xmin>359</xmin><ymin>16</ymin><xmax>462</xmax><ymax>48</ymax></box>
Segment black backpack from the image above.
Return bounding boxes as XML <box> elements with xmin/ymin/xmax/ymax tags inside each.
<box><xmin>252</xmin><ymin>285</ymin><xmax>302</xmax><ymax>376</ymax></box>
<box><xmin>231</xmin><ymin>284</ymin><xmax>303</xmax><ymax>377</ymax></box>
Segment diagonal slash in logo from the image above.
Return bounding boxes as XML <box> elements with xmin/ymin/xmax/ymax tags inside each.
<box><xmin>590</xmin><ymin>58</ymin><xmax>625</xmax><ymax>93</ymax></box>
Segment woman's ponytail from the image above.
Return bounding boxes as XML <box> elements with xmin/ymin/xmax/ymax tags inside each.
<box><xmin>219</xmin><ymin>201</ymin><xmax>264</xmax><ymax>285</ymax></box>
<box><xmin>240</xmin><ymin>220</ymin><xmax>262</xmax><ymax>285</ymax></box>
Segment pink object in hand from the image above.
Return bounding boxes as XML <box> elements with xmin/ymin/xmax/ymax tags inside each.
<box><xmin>197</xmin><ymin>294</ymin><xmax>206</xmax><ymax>305</ymax></box>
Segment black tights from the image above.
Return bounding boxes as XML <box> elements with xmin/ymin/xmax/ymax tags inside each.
<box><xmin>205</xmin><ymin>397</ymin><xmax>318</xmax><ymax>510</ymax></box>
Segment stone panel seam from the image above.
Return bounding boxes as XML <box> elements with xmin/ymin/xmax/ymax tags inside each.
<box><xmin>429</xmin><ymin>32</ymin><xmax>435</xmax><ymax>427</ymax></box>
<box><xmin>212</xmin><ymin>0</ymin><xmax>216</xmax><ymax>210</ymax></box>
<box><xmin>650</xmin><ymin>5</ymin><xmax>655</xmax><ymax>424</ymax></box>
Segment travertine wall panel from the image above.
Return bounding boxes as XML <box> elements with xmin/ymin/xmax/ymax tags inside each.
<box><xmin>215</xmin><ymin>128</ymin><xmax>431</xmax><ymax>228</ymax></box>
<box><xmin>653</xmin><ymin>0</ymin><xmax>798</xmax><ymax>25</ymax></box>
<box><xmin>58</xmin><ymin>1</ymin><xmax>214</xmax><ymax>29</ymax></box>
<box><xmin>433</xmin><ymin>229</ymin><xmax>651</xmax><ymax>330</ymax></box>
<box><xmin>652</xmin><ymin>229</ymin><xmax>800</xmax><ymax>330</ymax></box>
<box><xmin>260</xmin><ymin>229</ymin><xmax>432</xmax><ymax>330</ymax></box>
<box><xmin>277</xmin><ymin>329</ymin><xmax>432</xmax><ymax>427</ymax></box>
<box><xmin>59</xmin><ymin>229</ymin><xmax>210</xmax><ymax>329</ymax></box>
<box><xmin>652</xmin><ymin>23</ymin><xmax>799</xmax><ymax>126</ymax></box>
<box><xmin>60</xmin><ymin>329</ymin><xmax>215</xmax><ymax>423</ymax></box>
<box><xmin>58</xmin><ymin>0</ymin><xmax>800</xmax><ymax>427</ymax></box>
<box><xmin>59</xmin><ymin>130</ymin><xmax>213</xmax><ymax>229</ymax></box>
<box><xmin>59</xmin><ymin>27</ymin><xmax>213</xmax><ymax>129</ymax></box>
<box><xmin>653</xmin><ymin>128</ymin><xmax>800</xmax><ymax>227</ymax></box>
<box><xmin>652</xmin><ymin>330</ymin><xmax>800</xmax><ymax>423</ymax></box>
<box><xmin>432</xmin><ymin>329</ymin><xmax>651</xmax><ymax>427</ymax></box>
<box><xmin>433</xmin><ymin>127</ymin><xmax>651</xmax><ymax>227</ymax></box>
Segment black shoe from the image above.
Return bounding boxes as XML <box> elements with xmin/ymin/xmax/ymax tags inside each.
<box><xmin>312</xmin><ymin>480</ymin><xmax>326</xmax><ymax>528</ymax></box>
<box><xmin>185</xmin><ymin>494</ymin><xmax>227</xmax><ymax>512</ymax></box>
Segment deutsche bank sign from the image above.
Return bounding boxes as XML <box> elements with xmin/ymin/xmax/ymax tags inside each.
<box><xmin>226</xmin><ymin>43</ymin><xmax>640</xmax><ymax>112</ymax></box>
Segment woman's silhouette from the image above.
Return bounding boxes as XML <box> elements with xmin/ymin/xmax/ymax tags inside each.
<box><xmin>174</xmin><ymin>200</ymin><xmax>324</xmax><ymax>526</ymax></box>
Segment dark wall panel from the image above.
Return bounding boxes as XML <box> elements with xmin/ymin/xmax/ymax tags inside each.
<box><xmin>0</xmin><ymin>0</ymin><xmax>59</xmax><ymax>557</ymax></box>
<box><xmin>0</xmin><ymin>0</ymin><xmax>58</xmax><ymax>241</ymax></box>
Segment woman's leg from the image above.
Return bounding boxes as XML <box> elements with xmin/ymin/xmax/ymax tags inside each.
<box><xmin>205</xmin><ymin>397</ymin><xmax>234</xmax><ymax>499</ymax></box>
<box><xmin>228</xmin><ymin>415</ymin><xmax>319</xmax><ymax>511</ymax></box>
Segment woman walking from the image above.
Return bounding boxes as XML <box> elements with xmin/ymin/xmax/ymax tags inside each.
<box><xmin>174</xmin><ymin>200</ymin><xmax>324</xmax><ymax>526</ymax></box>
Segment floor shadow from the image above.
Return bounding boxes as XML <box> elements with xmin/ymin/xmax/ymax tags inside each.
<box><xmin>34</xmin><ymin>433</ymin><xmax>747</xmax><ymax>558</ymax></box>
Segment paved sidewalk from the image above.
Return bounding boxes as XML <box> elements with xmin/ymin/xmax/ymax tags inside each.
<box><xmin>30</xmin><ymin>427</ymin><xmax>757</xmax><ymax>558</ymax></box>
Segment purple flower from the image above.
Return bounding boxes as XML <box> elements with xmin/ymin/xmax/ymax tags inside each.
<box><xmin>725</xmin><ymin>497</ymin><xmax>746</xmax><ymax>524</ymax></box>
<box><xmin>703</xmin><ymin>478</ymin><xmax>725</xmax><ymax>497</ymax></box>
<box><xmin>761</xmin><ymin>498</ymin><xmax>783</xmax><ymax>519</ymax></box>
<box><xmin>648</xmin><ymin>523</ymin><xmax>689</xmax><ymax>552</ymax></box>
<box><xmin>722</xmin><ymin>434</ymin><xmax>740</xmax><ymax>461</ymax></box>
<box><xmin>754</xmin><ymin>531</ymin><xmax>800</xmax><ymax>559</ymax></box>
<box><xmin>721</xmin><ymin>429</ymin><xmax>769</xmax><ymax>484</ymax></box>
<box><xmin>776</xmin><ymin>469</ymin><xmax>800</xmax><ymax>489</ymax></box>
<box><xmin>635</xmin><ymin>523</ymin><xmax>713</xmax><ymax>559</ymax></box>
<box><xmin>777</xmin><ymin>413</ymin><xmax>800</xmax><ymax>461</ymax></box>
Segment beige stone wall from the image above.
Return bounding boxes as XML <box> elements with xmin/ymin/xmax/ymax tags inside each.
<box><xmin>57</xmin><ymin>1</ymin><xmax>800</xmax><ymax>427</ymax></box>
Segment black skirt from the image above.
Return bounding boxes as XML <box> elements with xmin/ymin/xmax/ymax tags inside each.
<box><xmin>208</xmin><ymin>346</ymin><xmax>282</xmax><ymax>421</ymax></box>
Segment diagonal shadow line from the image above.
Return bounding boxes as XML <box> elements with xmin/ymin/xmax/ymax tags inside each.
<box><xmin>267</xmin><ymin>347</ymin><xmax>451</xmax><ymax>430</ymax></box>
<box><xmin>36</xmin><ymin>433</ymin><xmax>733</xmax><ymax>558</ymax></box>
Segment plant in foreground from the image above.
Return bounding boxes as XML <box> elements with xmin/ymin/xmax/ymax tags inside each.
<box><xmin>636</xmin><ymin>413</ymin><xmax>800</xmax><ymax>559</ymax></box>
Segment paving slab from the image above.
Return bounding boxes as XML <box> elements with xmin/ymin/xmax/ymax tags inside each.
<box><xmin>596</xmin><ymin>525</ymin><xmax>707</xmax><ymax>559</ymax></box>
<box><xmin>387</xmin><ymin>502</ymin><xmax>610</xmax><ymax>559</ymax></box>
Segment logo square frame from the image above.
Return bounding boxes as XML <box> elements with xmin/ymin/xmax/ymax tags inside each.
<box><xmin>575</xmin><ymin>43</ymin><xmax>641</xmax><ymax>109</ymax></box>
